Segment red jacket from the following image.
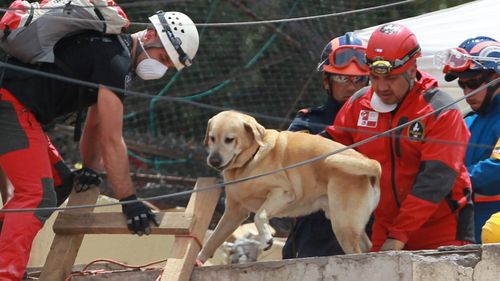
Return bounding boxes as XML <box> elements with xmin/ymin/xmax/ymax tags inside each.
<box><xmin>326</xmin><ymin>71</ymin><xmax>474</xmax><ymax>250</ymax></box>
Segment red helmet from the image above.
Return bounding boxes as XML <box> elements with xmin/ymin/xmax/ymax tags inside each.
<box><xmin>318</xmin><ymin>32</ymin><xmax>369</xmax><ymax>76</ymax></box>
<box><xmin>366</xmin><ymin>23</ymin><xmax>421</xmax><ymax>75</ymax></box>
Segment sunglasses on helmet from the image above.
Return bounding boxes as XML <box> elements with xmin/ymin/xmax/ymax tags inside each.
<box><xmin>457</xmin><ymin>73</ymin><xmax>493</xmax><ymax>90</ymax></box>
<box><xmin>156</xmin><ymin>11</ymin><xmax>192</xmax><ymax>67</ymax></box>
<box><xmin>331</xmin><ymin>74</ymin><xmax>368</xmax><ymax>84</ymax></box>
<box><xmin>434</xmin><ymin>47</ymin><xmax>500</xmax><ymax>73</ymax></box>
<box><xmin>367</xmin><ymin>46</ymin><xmax>421</xmax><ymax>75</ymax></box>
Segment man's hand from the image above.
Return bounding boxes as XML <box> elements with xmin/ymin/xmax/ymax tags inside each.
<box><xmin>74</xmin><ymin>167</ymin><xmax>102</xmax><ymax>192</ymax></box>
<box><xmin>380</xmin><ymin>238</ymin><xmax>405</xmax><ymax>251</ymax></box>
<box><xmin>120</xmin><ymin>194</ymin><xmax>160</xmax><ymax>236</ymax></box>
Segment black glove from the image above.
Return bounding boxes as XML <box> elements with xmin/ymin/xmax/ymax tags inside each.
<box><xmin>73</xmin><ymin>167</ymin><xmax>102</xmax><ymax>192</ymax></box>
<box><xmin>120</xmin><ymin>194</ymin><xmax>160</xmax><ymax>236</ymax></box>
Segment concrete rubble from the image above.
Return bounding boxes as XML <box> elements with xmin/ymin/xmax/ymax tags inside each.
<box><xmin>191</xmin><ymin>244</ymin><xmax>500</xmax><ymax>281</ymax></box>
<box><xmin>47</xmin><ymin>243</ymin><xmax>500</xmax><ymax>280</ymax></box>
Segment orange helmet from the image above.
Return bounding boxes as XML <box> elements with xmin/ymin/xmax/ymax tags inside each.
<box><xmin>318</xmin><ymin>32</ymin><xmax>368</xmax><ymax>76</ymax></box>
<box><xmin>366</xmin><ymin>23</ymin><xmax>421</xmax><ymax>75</ymax></box>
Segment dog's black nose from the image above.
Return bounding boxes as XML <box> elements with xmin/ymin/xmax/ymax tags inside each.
<box><xmin>208</xmin><ymin>155</ymin><xmax>222</xmax><ymax>168</ymax></box>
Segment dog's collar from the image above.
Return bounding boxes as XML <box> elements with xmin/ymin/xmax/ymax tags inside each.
<box><xmin>240</xmin><ymin>143</ymin><xmax>261</xmax><ymax>168</ymax></box>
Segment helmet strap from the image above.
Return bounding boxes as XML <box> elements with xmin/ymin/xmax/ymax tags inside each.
<box><xmin>476</xmin><ymin>77</ymin><xmax>499</xmax><ymax>115</ymax></box>
<box><xmin>134</xmin><ymin>30</ymin><xmax>164</xmax><ymax>68</ymax></box>
<box><xmin>402</xmin><ymin>71</ymin><xmax>414</xmax><ymax>93</ymax></box>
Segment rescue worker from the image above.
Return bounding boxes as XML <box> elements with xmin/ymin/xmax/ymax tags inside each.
<box><xmin>441</xmin><ymin>36</ymin><xmax>500</xmax><ymax>243</ymax></box>
<box><xmin>282</xmin><ymin>32</ymin><xmax>369</xmax><ymax>258</ymax></box>
<box><xmin>325</xmin><ymin>23</ymin><xmax>475</xmax><ymax>251</ymax></box>
<box><xmin>0</xmin><ymin>11</ymin><xmax>200</xmax><ymax>280</ymax></box>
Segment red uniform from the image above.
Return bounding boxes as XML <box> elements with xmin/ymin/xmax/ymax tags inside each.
<box><xmin>326</xmin><ymin>71</ymin><xmax>474</xmax><ymax>250</ymax></box>
<box><xmin>0</xmin><ymin>90</ymin><xmax>75</xmax><ymax>280</ymax></box>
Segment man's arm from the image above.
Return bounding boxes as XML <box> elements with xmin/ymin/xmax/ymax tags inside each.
<box><xmin>387</xmin><ymin>109</ymin><xmax>470</xmax><ymax>244</ymax></box>
<box><xmin>80</xmin><ymin>85</ymin><xmax>158</xmax><ymax>235</ymax></box>
<box><xmin>81</xmin><ymin>86</ymin><xmax>134</xmax><ymax>199</ymax></box>
<box><xmin>467</xmin><ymin>136</ymin><xmax>500</xmax><ymax>195</ymax></box>
<box><xmin>325</xmin><ymin>102</ymin><xmax>354</xmax><ymax>145</ymax></box>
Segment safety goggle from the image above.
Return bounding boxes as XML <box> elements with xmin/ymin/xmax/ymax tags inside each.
<box><xmin>434</xmin><ymin>48</ymin><xmax>500</xmax><ymax>73</ymax></box>
<box><xmin>367</xmin><ymin>46</ymin><xmax>421</xmax><ymax>75</ymax></box>
<box><xmin>332</xmin><ymin>46</ymin><xmax>367</xmax><ymax>69</ymax></box>
<box><xmin>318</xmin><ymin>46</ymin><xmax>367</xmax><ymax>71</ymax></box>
<box><xmin>156</xmin><ymin>11</ymin><xmax>193</xmax><ymax>67</ymax></box>
<box><xmin>331</xmin><ymin>74</ymin><xmax>368</xmax><ymax>84</ymax></box>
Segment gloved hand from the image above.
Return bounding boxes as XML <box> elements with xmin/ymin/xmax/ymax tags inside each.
<box><xmin>73</xmin><ymin>167</ymin><xmax>102</xmax><ymax>192</ymax></box>
<box><xmin>380</xmin><ymin>238</ymin><xmax>405</xmax><ymax>251</ymax></box>
<box><xmin>120</xmin><ymin>194</ymin><xmax>160</xmax><ymax>236</ymax></box>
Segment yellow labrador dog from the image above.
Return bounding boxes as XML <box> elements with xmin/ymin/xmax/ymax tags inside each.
<box><xmin>197</xmin><ymin>110</ymin><xmax>381</xmax><ymax>263</ymax></box>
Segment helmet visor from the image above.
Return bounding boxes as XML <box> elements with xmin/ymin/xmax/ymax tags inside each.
<box><xmin>332</xmin><ymin>46</ymin><xmax>367</xmax><ymax>70</ymax></box>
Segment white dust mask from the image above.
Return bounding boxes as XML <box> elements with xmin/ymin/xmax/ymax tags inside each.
<box><xmin>135</xmin><ymin>37</ymin><xmax>168</xmax><ymax>80</ymax></box>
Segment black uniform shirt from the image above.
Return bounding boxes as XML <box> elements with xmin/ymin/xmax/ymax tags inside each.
<box><xmin>2</xmin><ymin>31</ymin><xmax>132</xmax><ymax>124</ymax></box>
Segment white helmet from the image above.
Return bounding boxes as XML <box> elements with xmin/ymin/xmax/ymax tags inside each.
<box><xmin>148</xmin><ymin>11</ymin><xmax>199</xmax><ymax>70</ymax></box>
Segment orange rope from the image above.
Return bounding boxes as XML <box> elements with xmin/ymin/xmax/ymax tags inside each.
<box><xmin>63</xmin><ymin>233</ymin><xmax>203</xmax><ymax>280</ymax></box>
<box><xmin>175</xmin><ymin>233</ymin><xmax>203</xmax><ymax>249</ymax></box>
<box><xmin>64</xmin><ymin>258</ymin><xmax>168</xmax><ymax>281</ymax></box>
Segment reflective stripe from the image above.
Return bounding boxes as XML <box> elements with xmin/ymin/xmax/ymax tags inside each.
<box><xmin>474</xmin><ymin>194</ymin><xmax>500</xmax><ymax>203</ymax></box>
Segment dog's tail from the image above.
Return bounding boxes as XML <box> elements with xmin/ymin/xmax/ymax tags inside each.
<box><xmin>326</xmin><ymin>153</ymin><xmax>381</xmax><ymax>212</ymax></box>
<box><xmin>325</xmin><ymin>154</ymin><xmax>381</xmax><ymax>179</ymax></box>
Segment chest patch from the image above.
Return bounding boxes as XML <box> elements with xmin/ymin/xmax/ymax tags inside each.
<box><xmin>357</xmin><ymin>110</ymin><xmax>379</xmax><ymax>128</ymax></box>
<box><xmin>408</xmin><ymin>121</ymin><xmax>425</xmax><ymax>141</ymax></box>
<box><xmin>491</xmin><ymin>138</ymin><xmax>500</xmax><ymax>160</ymax></box>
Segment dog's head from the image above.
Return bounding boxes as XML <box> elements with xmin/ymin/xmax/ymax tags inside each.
<box><xmin>204</xmin><ymin>111</ymin><xmax>266</xmax><ymax>171</ymax></box>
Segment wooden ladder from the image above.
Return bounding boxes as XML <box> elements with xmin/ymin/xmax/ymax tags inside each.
<box><xmin>39</xmin><ymin>177</ymin><xmax>220</xmax><ymax>281</ymax></box>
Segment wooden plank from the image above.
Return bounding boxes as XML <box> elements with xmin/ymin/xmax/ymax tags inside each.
<box><xmin>161</xmin><ymin>177</ymin><xmax>221</xmax><ymax>281</ymax></box>
<box><xmin>39</xmin><ymin>187</ymin><xmax>100</xmax><ymax>281</ymax></box>
<box><xmin>54</xmin><ymin>212</ymin><xmax>194</xmax><ymax>235</ymax></box>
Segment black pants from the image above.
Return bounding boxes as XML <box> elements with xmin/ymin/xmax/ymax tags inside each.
<box><xmin>282</xmin><ymin>211</ymin><xmax>373</xmax><ymax>259</ymax></box>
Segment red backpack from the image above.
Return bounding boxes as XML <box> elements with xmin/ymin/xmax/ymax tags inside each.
<box><xmin>0</xmin><ymin>0</ymin><xmax>129</xmax><ymax>64</ymax></box>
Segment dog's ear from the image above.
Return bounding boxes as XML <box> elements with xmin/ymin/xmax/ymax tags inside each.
<box><xmin>244</xmin><ymin>119</ymin><xmax>266</xmax><ymax>146</ymax></box>
<box><xmin>204</xmin><ymin>117</ymin><xmax>213</xmax><ymax>145</ymax></box>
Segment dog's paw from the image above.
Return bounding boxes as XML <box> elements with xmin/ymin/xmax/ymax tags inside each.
<box><xmin>195</xmin><ymin>259</ymin><xmax>204</xmax><ymax>267</ymax></box>
<box><xmin>260</xmin><ymin>238</ymin><xmax>273</xmax><ymax>251</ymax></box>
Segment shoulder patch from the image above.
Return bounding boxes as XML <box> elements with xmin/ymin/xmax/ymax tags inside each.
<box><xmin>407</xmin><ymin>121</ymin><xmax>425</xmax><ymax>142</ymax></box>
<box><xmin>491</xmin><ymin>138</ymin><xmax>500</xmax><ymax>160</ymax></box>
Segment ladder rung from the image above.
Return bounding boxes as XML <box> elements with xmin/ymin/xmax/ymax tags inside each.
<box><xmin>53</xmin><ymin>212</ymin><xmax>194</xmax><ymax>235</ymax></box>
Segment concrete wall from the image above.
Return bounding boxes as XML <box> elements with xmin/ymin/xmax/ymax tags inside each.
<box><xmin>191</xmin><ymin>244</ymin><xmax>500</xmax><ymax>281</ymax></box>
<box><xmin>58</xmin><ymin>244</ymin><xmax>500</xmax><ymax>280</ymax></box>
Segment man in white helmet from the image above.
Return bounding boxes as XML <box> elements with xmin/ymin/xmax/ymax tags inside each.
<box><xmin>0</xmin><ymin>10</ymin><xmax>199</xmax><ymax>280</ymax></box>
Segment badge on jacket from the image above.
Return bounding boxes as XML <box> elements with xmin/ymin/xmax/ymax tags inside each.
<box><xmin>492</xmin><ymin>138</ymin><xmax>500</xmax><ymax>160</ymax></box>
<box><xmin>357</xmin><ymin>110</ymin><xmax>378</xmax><ymax>128</ymax></box>
<box><xmin>408</xmin><ymin>121</ymin><xmax>425</xmax><ymax>141</ymax></box>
